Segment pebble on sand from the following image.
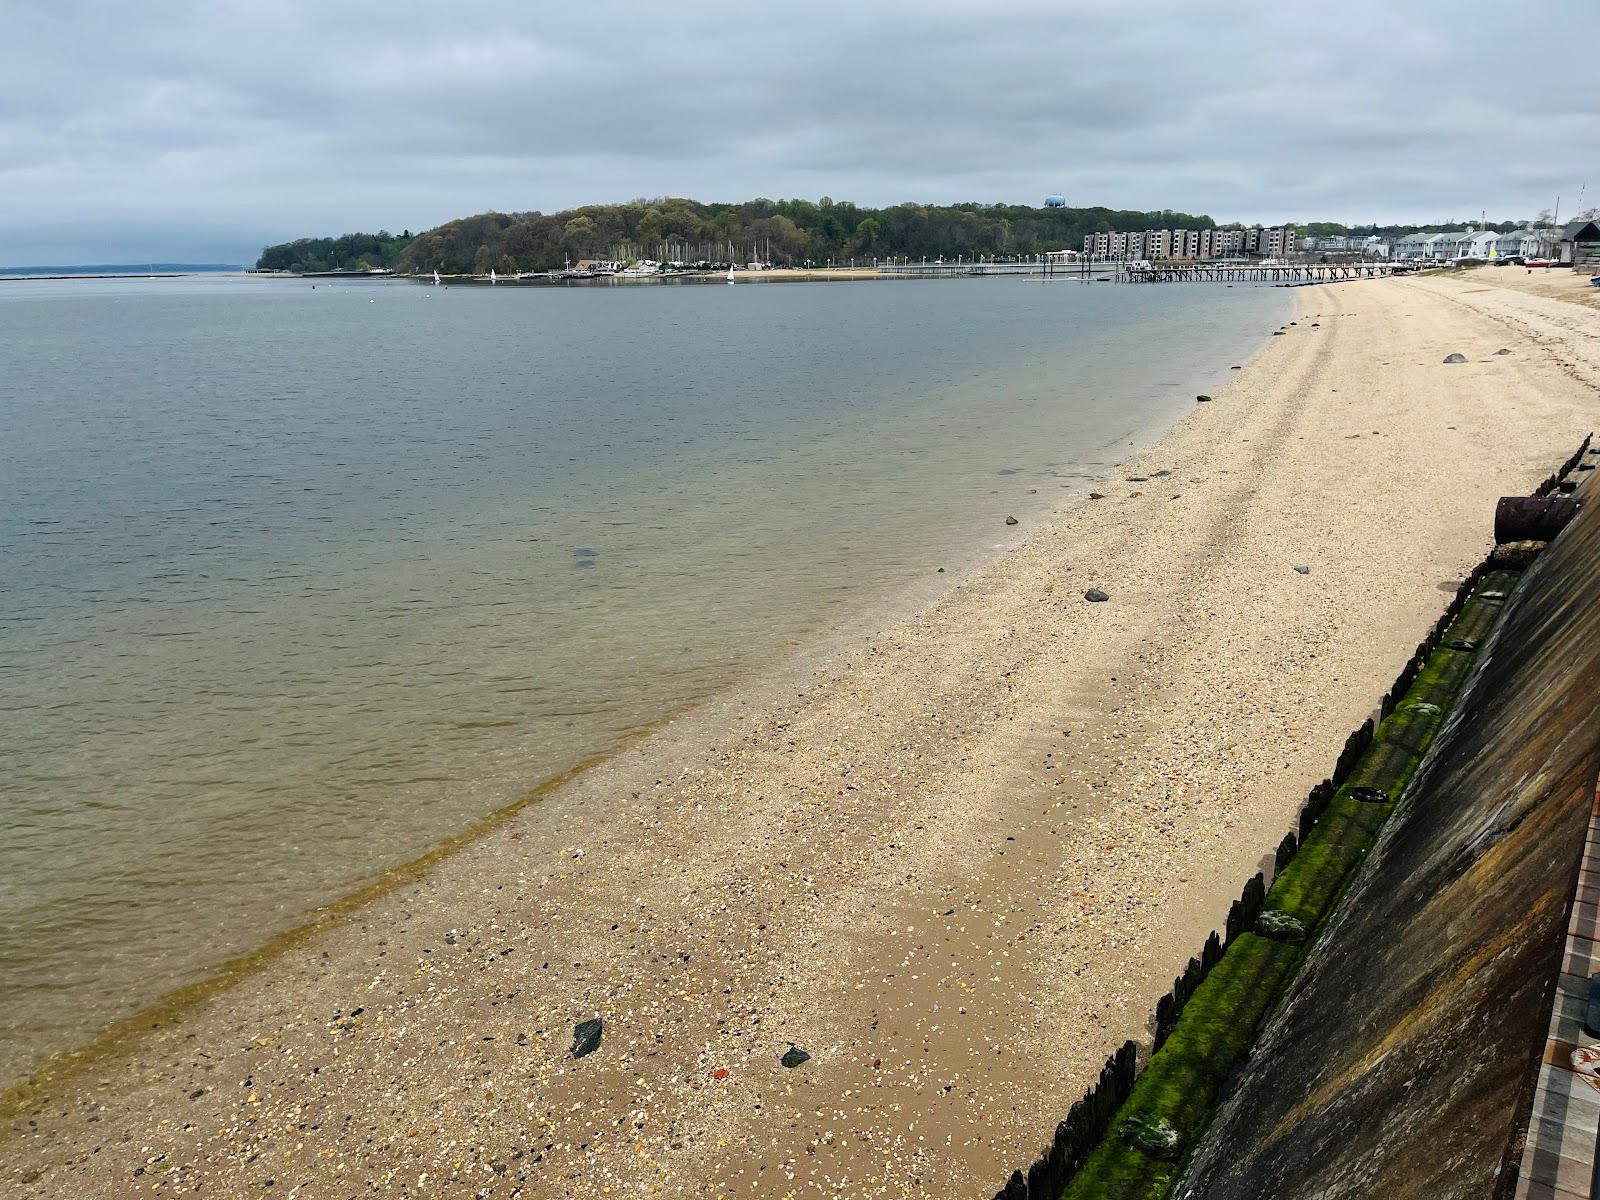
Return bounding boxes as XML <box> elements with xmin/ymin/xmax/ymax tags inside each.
<box><xmin>780</xmin><ymin>1044</ymin><xmax>811</xmax><ymax>1068</ymax></box>
<box><xmin>1084</xmin><ymin>588</ymin><xmax>1110</xmax><ymax>603</ymax></box>
<box><xmin>1005</xmin><ymin>515</ymin><xmax>1019</xmax><ymax>526</ymax></box>
<box><xmin>1293</xmin><ymin>565</ymin><xmax>1310</xmax><ymax>575</ymax></box>
<box><xmin>571</xmin><ymin>1018</ymin><xmax>603</xmax><ymax>1059</ymax></box>
<box><xmin>1443</xmin><ymin>353</ymin><xmax>1467</xmax><ymax>364</ymax></box>
<box><xmin>1196</xmin><ymin>395</ymin><xmax>1213</xmax><ymax>402</ymax></box>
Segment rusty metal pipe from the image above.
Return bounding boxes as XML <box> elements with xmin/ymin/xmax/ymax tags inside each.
<box><xmin>1495</xmin><ymin>496</ymin><xmax>1581</xmax><ymax>544</ymax></box>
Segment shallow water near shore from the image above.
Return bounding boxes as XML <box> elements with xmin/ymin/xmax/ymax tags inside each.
<box><xmin>0</xmin><ymin>273</ymin><xmax>1287</xmax><ymax>1084</ymax></box>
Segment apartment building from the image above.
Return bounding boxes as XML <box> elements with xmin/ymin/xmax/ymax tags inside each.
<box><xmin>1082</xmin><ymin>224</ymin><xmax>1296</xmax><ymax>261</ymax></box>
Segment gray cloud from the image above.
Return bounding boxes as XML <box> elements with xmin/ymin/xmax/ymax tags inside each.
<box><xmin>3</xmin><ymin>0</ymin><xmax>1594</xmax><ymax>263</ymax></box>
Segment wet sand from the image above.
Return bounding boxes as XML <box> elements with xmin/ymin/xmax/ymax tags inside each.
<box><xmin>6</xmin><ymin>271</ymin><xmax>1599</xmax><ymax>1199</ymax></box>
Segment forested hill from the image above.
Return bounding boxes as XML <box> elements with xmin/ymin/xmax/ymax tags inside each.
<box><xmin>255</xmin><ymin>230</ymin><xmax>413</xmax><ymax>273</ymax></box>
<box><xmin>396</xmin><ymin>199</ymin><xmax>1216</xmax><ymax>273</ymax></box>
<box><xmin>255</xmin><ymin>199</ymin><xmax>1218</xmax><ymax>274</ymax></box>
<box><xmin>256</xmin><ymin>202</ymin><xmax>1551</xmax><ymax>275</ymax></box>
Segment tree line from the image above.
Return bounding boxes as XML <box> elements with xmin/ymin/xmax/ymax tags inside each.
<box><xmin>257</xmin><ymin>199</ymin><xmax>1219</xmax><ymax>274</ymax></box>
<box><xmin>254</xmin><ymin>230</ymin><xmax>413</xmax><ymax>273</ymax></box>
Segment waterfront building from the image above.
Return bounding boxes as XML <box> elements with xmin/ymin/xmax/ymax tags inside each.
<box><xmin>1559</xmin><ymin>219</ymin><xmax>1600</xmax><ymax>269</ymax></box>
<box><xmin>1498</xmin><ymin>225</ymin><xmax>1558</xmax><ymax>259</ymax></box>
<box><xmin>1394</xmin><ymin>232</ymin><xmax>1433</xmax><ymax>259</ymax></box>
<box><xmin>1423</xmin><ymin>232</ymin><xmax>1459</xmax><ymax>260</ymax></box>
<box><xmin>1080</xmin><ymin>223</ymin><xmax>1297</xmax><ymax>262</ymax></box>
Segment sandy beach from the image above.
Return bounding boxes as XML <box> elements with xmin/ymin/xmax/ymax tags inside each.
<box><xmin>6</xmin><ymin>268</ymin><xmax>1599</xmax><ymax>1199</ymax></box>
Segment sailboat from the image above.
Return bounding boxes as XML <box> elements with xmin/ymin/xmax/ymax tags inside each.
<box><xmin>727</xmin><ymin>265</ymin><xmax>736</xmax><ymax>284</ymax></box>
<box><xmin>489</xmin><ymin>268</ymin><xmax>497</xmax><ymax>285</ymax></box>
<box><xmin>433</xmin><ymin>268</ymin><xmax>441</xmax><ymax>286</ymax></box>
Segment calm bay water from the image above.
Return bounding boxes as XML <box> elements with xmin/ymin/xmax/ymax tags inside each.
<box><xmin>0</xmin><ymin>273</ymin><xmax>1287</xmax><ymax>1082</ymax></box>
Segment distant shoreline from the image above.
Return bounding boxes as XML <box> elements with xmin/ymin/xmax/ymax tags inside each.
<box><xmin>0</xmin><ymin>272</ymin><xmax>192</xmax><ymax>282</ymax></box>
<box><xmin>0</xmin><ymin>264</ymin><xmax>238</xmax><ymax>280</ymax></box>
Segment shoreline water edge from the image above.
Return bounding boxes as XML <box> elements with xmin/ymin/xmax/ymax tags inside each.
<box><xmin>6</xmin><ymin>269</ymin><xmax>1600</xmax><ymax>1199</ymax></box>
<box><xmin>0</xmin><ymin>272</ymin><xmax>1285</xmax><ymax>1087</ymax></box>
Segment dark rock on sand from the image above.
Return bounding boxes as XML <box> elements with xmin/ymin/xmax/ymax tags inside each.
<box><xmin>1196</xmin><ymin>394</ymin><xmax>1213</xmax><ymax>402</ymax></box>
<box><xmin>1293</xmin><ymin>565</ymin><xmax>1310</xmax><ymax>575</ymax></box>
<box><xmin>1084</xmin><ymin>588</ymin><xmax>1110</xmax><ymax>603</ymax></box>
<box><xmin>571</xmin><ymin>1017</ymin><xmax>604</xmax><ymax>1059</ymax></box>
<box><xmin>1443</xmin><ymin>353</ymin><xmax>1467</xmax><ymax>364</ymax></box>
<box><xmin>780</xmin><ymin>1044</ymin><xmax>811</xmax><ymax>1068</ymax></box>
<box><xmin>1088</xmin><ymin>491</ymin><xmax>1106</xmax><ymax>500</ymax></box>
<box><xmin>1004</xmin><ymin>515</ymin><xmax>1019</xmax><ymax>526</ymax></box>
<box><xmin>1495</xmin><ymin>348</ymin><xmax>1512</xmax><ymax>355</ymax></box>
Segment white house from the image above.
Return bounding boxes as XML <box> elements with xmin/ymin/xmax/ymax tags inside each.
<box><xmin>1395</xmin><ymin>232</ymin><xmax>1432</xmax><ymax>260</ymax></box>
<box><xmin>1423</xmin><ymin>232</ymin><xmax>1458</xmax><ymax>260</ymax></box>
<box><xmin>1443</xmin><ymin>230</ymin><xmax>1476</xmax><ymax>259</ymax></box>
<box><xmin>1499</xmin><ymin>226</ymin><xmax>1557</xmax><ymax>259</ymax></box>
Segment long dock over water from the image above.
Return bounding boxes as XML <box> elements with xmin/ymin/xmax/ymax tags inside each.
<box><xmin>1125</xmin><ymin>261</ymin><xmax>1407</xmax><ymax>283</ymax></box>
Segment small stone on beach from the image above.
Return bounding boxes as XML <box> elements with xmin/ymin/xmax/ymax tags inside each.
<box><xmin>1084</xmin><ymin>588</ymin><xmax>1110</xmax><ymax>603</ymax></box>
<box><xmin>1293</xmin><ymin>565</ymin><xmax>1310</xmax><ymax>575</ymax></box>
<box><xmin>1004</xmin><ymin>515</ymin><xmax>1019</xmax><ymax>526</ymax></box>
<box><xmin>1088</xmin><ymin>492</ymin><xmax>1105</xmax><ymax>500</ymax></box>
<box><xmin>571</xmin><ymin>1017</ymin><xmax>604</xmax><ymax>1059</ymax></box>
<box><xmin>1196</xmin><ymin>395</ymin><xmax>1212</xmax><ymax>402</ymax></box>
<box><xmin>780</xmin><ymin>1044</ymin><xmax>811</xmax><ymax>1068</ymax></box>
<box><xmin>1443</xmin><ymin>353</ymin><xmax>1467</xmax><ymax>364</ymax></box>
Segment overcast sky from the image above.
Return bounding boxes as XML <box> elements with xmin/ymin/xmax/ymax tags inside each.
<box><xmin>5</xmin><ymin>0</ymin><xmax>1594</xmax><ymax>264</ymax></box>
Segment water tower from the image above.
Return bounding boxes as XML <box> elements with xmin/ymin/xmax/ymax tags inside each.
<box><xmin>1045</xmin><ymin>194</ymin><xmax>1066</xmax><ymax>208</ymax></box>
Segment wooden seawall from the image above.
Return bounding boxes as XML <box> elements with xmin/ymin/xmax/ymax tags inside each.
<box><xmin>1180</xmin><ymin>444</ymin><xmax>1600</xmax><ymax>1198</ymax></box>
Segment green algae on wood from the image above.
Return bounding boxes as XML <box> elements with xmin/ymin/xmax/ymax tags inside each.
<box><xmin>1049</xmin><ymin>567</ymin><xmax>1522</xmax><ymax>1200</ymax></box>
<box><xmin>1060</xmin><ymin>935</ymin><xmax>1300</xmax><ymax>1199</ymax></box>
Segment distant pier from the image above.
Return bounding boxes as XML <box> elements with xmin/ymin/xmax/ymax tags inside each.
<box><xmin>1125</xmin><ymin>261</ymin><xmax>1407</xmax><ymax>284</ymax></box>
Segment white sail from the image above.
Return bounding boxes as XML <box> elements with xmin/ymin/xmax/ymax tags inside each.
<box><xmin>433</xmin><ymin>269</ymin><xmax>440</xmax><ymax>286</ymax></box>
<box><xmin>489</xmin><ymin>268</ymin><xmax>497</xmax><ymax>284</ymax></box>
<box><xmin>727</xmin><ymin>265</ymin><xmax>736</xmax><ymax>284</ymax></box>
